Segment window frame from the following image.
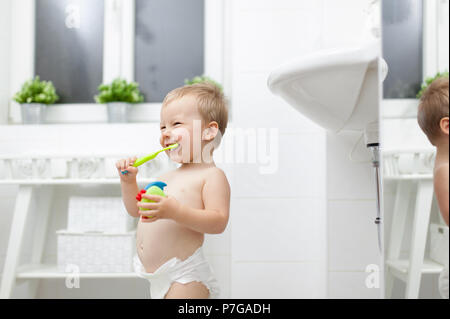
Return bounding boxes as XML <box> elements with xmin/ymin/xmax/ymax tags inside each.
<box><xmin>423</xmin><ymin>0</ymin><xmax>449</xmax><ymax>78</ymax></box>
<box><xmin>382</xmin><ymin>0</ymin><xmax>449</xmax><ymax>119</ymax></box>
<box><xmin>8</xmin><ymin>0</ymin><xmax>227</xmax><ymax>124</ymax></box>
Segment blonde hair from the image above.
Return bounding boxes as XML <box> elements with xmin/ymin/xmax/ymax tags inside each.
<box><xmin>163</xmin><ymin>82</ymin><xmax>229</xmax><ymax>135</ymax></box>
<box><xmin>417</xmin><ymin>77</ymin><xmax>449</xmax><ymax>145</ymax></box>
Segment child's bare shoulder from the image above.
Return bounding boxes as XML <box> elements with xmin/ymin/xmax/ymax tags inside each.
<box><xmin>434</xmin><ymin>162</ymin><xmax>449</xmax><ymax>179</ymax></box>
<box><xmin>204</xmin><ymin>166</ymin><xmax>229</xmax><ymax>184</ymax></box>
<box><xmin>434</xmin><ymin>162</ymin><xmax>449</xmax><ymax>190</ymax></box>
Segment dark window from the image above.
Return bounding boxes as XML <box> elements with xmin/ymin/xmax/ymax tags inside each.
<box><xmin>35</xmin><ymin>0</ymin><xmax>104</xmax><ymax>103</ymax></box>
<box><xmin>135</xmin><ymin>0</ymin><xmax>204</xmax><ymax>103</ymax></box>
<box><xmin>382</xmin><ymin>0</ymin><xmax>423</xmax><ymax>99</ymax></box>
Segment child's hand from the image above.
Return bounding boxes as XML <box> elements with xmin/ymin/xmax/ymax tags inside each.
<box><xmin>137</xmin><ymin>194</ymin><xmax>181</xmax><ymax>222</ymax></box>
<box><xmin>116</xmin><ymin>156</ymin><xmax>138</xmax><ymax>183</ymax></box>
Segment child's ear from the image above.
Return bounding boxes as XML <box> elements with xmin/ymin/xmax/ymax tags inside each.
<box><xmin>440</xmin><ymin>117</ymin><xmax>449</xmax><ymax>136</ymax></box>
<box><xmin>202</xmin><ymin>121</ymin><xmax>219</xmax><ymax>141</ymax></box>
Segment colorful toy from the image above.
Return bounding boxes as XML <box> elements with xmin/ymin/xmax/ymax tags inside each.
<box><xmin>121</xmin><ymin>143</ymin><xmax>179</xmax><ymax>175</ymax></box>
<box><xmin>136</xmin><ymin>181</ymin><xmax>167</xmax><ymax>219</ymax></box>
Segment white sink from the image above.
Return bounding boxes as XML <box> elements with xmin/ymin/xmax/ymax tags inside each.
<box><xmin>267</xmin><ymin>41</ymin><xmax>385</xmax><ymax>134</ymax></box>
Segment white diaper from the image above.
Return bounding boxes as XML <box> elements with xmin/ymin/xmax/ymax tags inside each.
<box><xmin>439</xmin><ymin>267</ymin><xmax>449</xmax><ymax>299</ymax></box>
<box><xmin>133</xmin><ymin>246</ymin><xmax>220</xmax><ymax>299</ymax></box>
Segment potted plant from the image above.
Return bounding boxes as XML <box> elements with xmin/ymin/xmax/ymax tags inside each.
<box><xmin>13</xmin><ymin>76</ymin><xmax>59</xmax><ymax>124</ymax></box>
<box><xmin>416</xmin><ymin>71</ymin><xmax>449</xmax><ymax>99</ymax></box>
<box><xmin>94</xmin><ymin>78</ymin><xmax>144</xmax><ymax>123</ymax></box>
<box><xmin>184</xmin><ymin>75</ymin><xmax>223</xmax><ymax>92</ymax></box>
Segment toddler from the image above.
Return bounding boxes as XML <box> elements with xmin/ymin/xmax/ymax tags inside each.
<box><xmin>116</xmin><ymin>83</ymin><xmax>230</xmax><ymax>299</ymax></box>
<box><xmin>417</xmin><ymin>76</ymin><xmax>449</xmax><ymax>299</ymax></box>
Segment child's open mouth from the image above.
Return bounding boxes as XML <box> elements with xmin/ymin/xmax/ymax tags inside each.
<box><xmin>164</xmin><ymin>141</ymin><xmax>178</xmax><ymax>148</ymax></box>
<box><xmin>165</xmin><ymin>142</ymin><xmax>180</xmax><ymax>155</ymax></box>
<box><xmin>164</xmin><ymin>142</ymin><xmax>179</xmax><ymax>148</ymax></box>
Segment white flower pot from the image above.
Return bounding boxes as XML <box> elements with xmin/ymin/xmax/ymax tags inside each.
<box><xmin>107</xmin><ymin>102</ymin><xmax>130</xmax><ymax>123</ymax></box>
<box><xmin>21</xmin><ymin>103</ymin><xmax>46</xmax><ymax>124</ymax></box>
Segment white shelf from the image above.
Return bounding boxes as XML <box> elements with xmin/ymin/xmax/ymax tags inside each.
<box><xmin>16</xmin><ymin>264</ymin><xmax>138</xmax><ymax>279</ymax></box>
<box><xmin>0</xmin><ymin>178</ymin><xmax>156</xmax><ymax>185</ymax></box>
<box><xmin>386</xmin><ymin>259</ymin><xmax>444</xmax><ymax>282</ymax></box>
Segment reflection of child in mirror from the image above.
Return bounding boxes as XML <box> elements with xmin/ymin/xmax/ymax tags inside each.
<box><xmin>417</xmin><ymin>76</ymin><xmax>449</xmax><ymax>299</ymax></box>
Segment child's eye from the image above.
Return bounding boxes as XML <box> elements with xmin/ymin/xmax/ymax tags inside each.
<box><xmin>160</xmin><ymin>126</ymin><xmax>166</xmax><ymax>130</ymax></box>
<box><xmin>174</xmin><ymin>122</ymin><xmax>182</xmax><ymax>126</ymax></box>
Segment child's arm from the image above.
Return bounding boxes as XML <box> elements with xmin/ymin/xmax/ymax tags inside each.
<box><xmin>434</xmin><ymin>165</ymin><xmax>449</xmax><ymax>226</ymax></box>
<box><xmin>121</xmin><ymin>180</ymin><xmax>140</xmax><ymax>218</ymax></box>
<box><xmin>138</xmin><ymin>168</ymin><xmax>230</xmax><ymax>234</ymax></box>
<box><xmin>116</xmin><ymin>157</ymin><xmax>140</xmax><ymax>218</ymax></box>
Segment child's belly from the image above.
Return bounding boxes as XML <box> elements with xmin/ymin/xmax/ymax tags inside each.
<box><xmin>136</xmin><ymin>218</ymin><xmax>204</xmax><ymax>273</ymax></box>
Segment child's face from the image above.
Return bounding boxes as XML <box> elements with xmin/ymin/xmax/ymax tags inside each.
<box><xmin>159</xmin><ymin>95</ymin><xmax>206</xmax><ymax>163</ymax></box>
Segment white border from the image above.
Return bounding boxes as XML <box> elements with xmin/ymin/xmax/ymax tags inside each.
<box><xmin>9</xmin><ymin>0</ymin><xmax>35</xmax><ymax>123</ymax></box>
<box><xmin>103</xmin><ymin>0</ymin><xmax>135</xmax><ymax>83</ymax></box>
<box><xmin>204</xmin><ymin>0</ymin><xmax>225</xmax><ymax>86</ymax></box>
<box><xmin>423</xmin><ymin>0</ymin><xmax>439</xmax><ymax>78</ymax></box>
<box><xmin>103</xmin><ymin>0</ymin><xmax>121</xmax><ymax>84</ymax></box>
<box><xmin>437</xmin><ymin>0</ymin><xmax>449</xmax><ymax>72</ymax></box>
<box><xmin>423</xmin><ymin>0</ymin><xmax>449</xmax><ymax>77</ymax></box>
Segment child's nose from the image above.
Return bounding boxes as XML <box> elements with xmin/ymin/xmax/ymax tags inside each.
<box><xmin>161</xmin><ymin>131</ymin><xmax>179</xmax><ymax>144</ymax></box>
<box><xmin>161</xmin><ymin>129</ymin><xmax>172</xmax><ymax>139</ymax></box>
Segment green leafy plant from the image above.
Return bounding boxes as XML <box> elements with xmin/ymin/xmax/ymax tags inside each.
<box><xmin>13</xmin><ymin>76</ymin><xmax>59</xmax><ymax>105</ymax></box>
<box><xmin>94</xmin><ymin>78</ymin><xmax>144</xmax><ymax>104</ymax></box>
<box><xmin>184</xmin><ymin>75</ymin><xmax>223</xmax><ymax>92</ymax></box>
<box><xmin>416</xmin><ymin>71</ymin><xmax>449</xmax><ymax>99</ymax></box>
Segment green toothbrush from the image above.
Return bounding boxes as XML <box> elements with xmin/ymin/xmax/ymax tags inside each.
<box><xmin>121</xmin><ymin>143</ymin><xmax>179</xmax><ymax>175</ymax></box>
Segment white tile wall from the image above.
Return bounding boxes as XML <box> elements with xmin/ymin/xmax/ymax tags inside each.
<box><xmin>231</xmin><ymin>261</ymin><xmax>325</xmax><ymax>299</ymax></box>
<box><xmin>229</xmin><ymin>0</ymin><xmax>328</xmax><ymax>299</ymax></box>
<box><xmin>323</xmin><ymin>0</ymin><xmax>372</xmax><ymax>48</ymax></box>
<box><xmin>231</xmin><ymin>198</ymin><xmax>326</xmax><ymax>262</ymax></box>
<box><xmin>227</xmin><ymin>0</ymin><xmax>383</xmax><ymax>299</ymax></box>
<box><xmin>0</xmin><ymin>0</ymin><xmax>11</xmax><ymax>124</ymax></box>
<box><xmin>327</xmin><ymin>131</ymin><xmax>377</xmax><ymax>200</ymax></box>
<box><xmin>326</xmin><ymin>142</ymin><xmax>380</xmax><ymax>300</ymax></box>
<box><xmin>203</xmin><ymin>226</ymin><xmax>231</xmax><ymax>256</ymax></box>
<box><xmin>231</xmin><ymin>72</ymin><xmax>323</xmax><ymax>134</ymax></box>
<box><xmin>231</xmin><ymin>5</ymin><xmax>323</xmax><ymax>73</ymax></box>
<box><xmin>328</xmin><ymin>271</ymin><xmax>381</xmax><ymax>299</ymax></box>
<box><xmin>231</xmin><ymin>132</ymin><xmax>326</xmax><ymax>198</ymax></box>
<box><xmin>328</xmin><ymin>200</ymin><xmax>380</xmax><ymax>271</ymax></box>
<box><xmin>322</xmin><ymin>0</ymin><xmax>382</xmax><ymax>299</ymax></box>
